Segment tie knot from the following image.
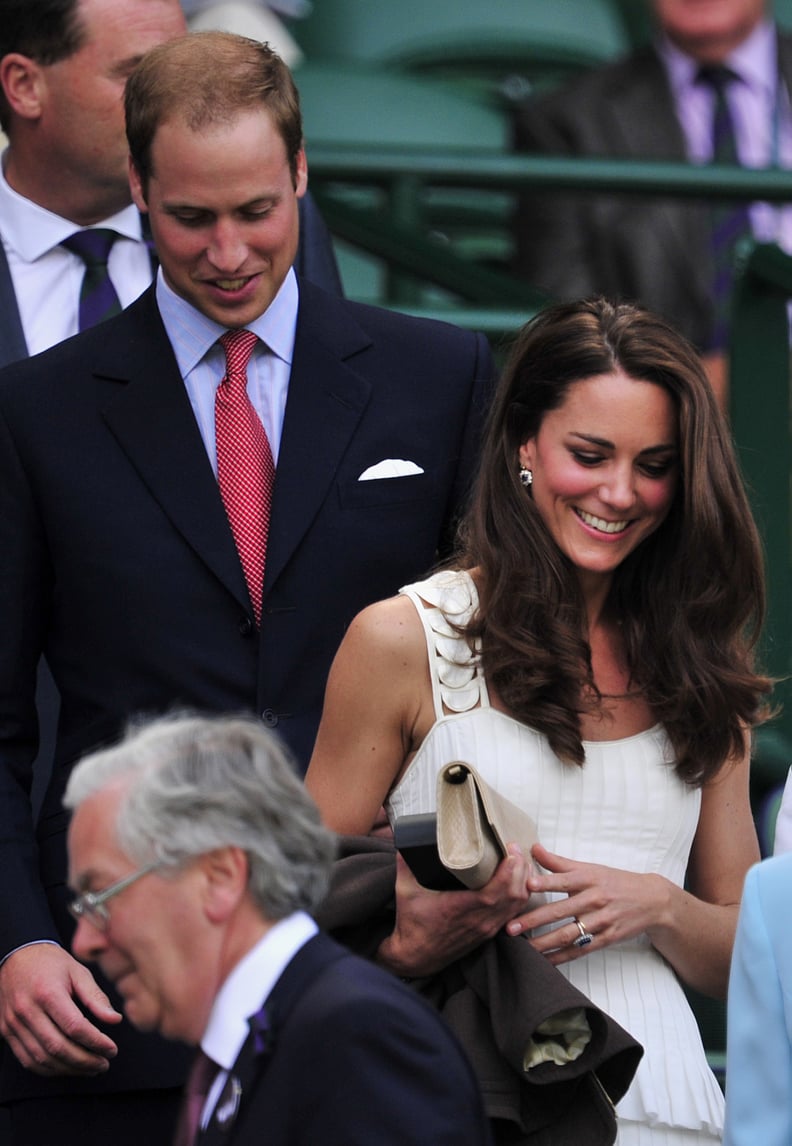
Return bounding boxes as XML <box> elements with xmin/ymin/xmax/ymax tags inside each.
<box><xmin>696</xmin><ymin>64</ymin><xmax>740</xmax><ymax>94</ymax></box>
<box><xmin>219</xmin><ymin>329</ymin><xmax>258</xmax><ymax>387</ymax></box>
<box><xmin>61</xmin><ymin>227</ymin><xmax>119</xmax><ymax>266</ymax></box>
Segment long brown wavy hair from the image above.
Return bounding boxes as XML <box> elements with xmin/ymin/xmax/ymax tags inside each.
<box><xmin>458</xmin><ymin>298</ymin><xmax>771</xmax><ymax>784</ymax></box>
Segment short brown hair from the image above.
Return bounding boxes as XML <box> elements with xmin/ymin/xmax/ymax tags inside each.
<box><xmin>125</xmin><ymin>30</ymin><xmax>303</xmax><ymax>193</ymax></box>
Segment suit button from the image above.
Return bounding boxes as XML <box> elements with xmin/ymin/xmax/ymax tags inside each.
<box><xmin>261</xmin><ymin>709</ymin><xmax>279</xmax><ymax>728</ymax></box>
<box><xmin>238</xmin><ymin>617</ymin><xmax>255</xmax><ymax>638</ymax></box>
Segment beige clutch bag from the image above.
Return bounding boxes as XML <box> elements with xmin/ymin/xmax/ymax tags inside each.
<box><xmin>436</xmin><ymin>761</ymin><xmax>538</xmax><ymax>890</ymax></box>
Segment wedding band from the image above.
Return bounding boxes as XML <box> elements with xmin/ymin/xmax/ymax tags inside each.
<box><xmin>572</xmin><ymin>917</ymin><xmax>594</xmax><ymax>948</ymax></box>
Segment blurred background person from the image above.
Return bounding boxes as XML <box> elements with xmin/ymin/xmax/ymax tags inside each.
<box><xmin>512</xmin><ymin>0</ymin><xmax>792</xmax><ymax>402</ymax></box>
<box><xmin>180</xmin><ymin>0</ymin><xmax>307</xmax><ymax>65</ymax></box>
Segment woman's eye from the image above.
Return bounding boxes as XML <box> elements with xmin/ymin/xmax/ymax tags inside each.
<box><xmin>640</xmin><ymin>459</ymin><xmax>675</xmax><ymax>478</ymax></box>
<box><xmin>571</xmin><ymin>451</ymin><xmax>603</xmax><ymax>467</ymax></box>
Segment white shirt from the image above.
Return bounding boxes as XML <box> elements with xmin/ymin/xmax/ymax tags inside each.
<box><xmin>0</xmin><ymin>150</ymin><xmax>155</xmax><ymax>355</ymax></box>
<box><xmin>156</xmin><ymin>267</ymin><xmax>298</xmax><ymax>467</ymax></box>
<box><xmin>199</xmin><ymin>911</ymin><xmax>318</xmax><ymax>1130</ymax></box>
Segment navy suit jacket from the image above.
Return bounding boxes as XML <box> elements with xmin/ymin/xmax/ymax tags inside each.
<box><xmin>512</xmin><ymin>33</ymin><xmax>792</xmax><ymax>350</ymax></box>
<box><xmin>198</xmin><ymin>932</ymin><xmax>492</xmax><ymax>1146</ymax></box>
<box><xmin>0</xmin><ymin>280</ymin><xmax>493</xmax><ymax>1100</ymax></box>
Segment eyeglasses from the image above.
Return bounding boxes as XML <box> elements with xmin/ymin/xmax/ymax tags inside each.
<box><xmin>68</xmin><ymin>862</ymin><xmax>160</xmax><ymax>932</ymax></box>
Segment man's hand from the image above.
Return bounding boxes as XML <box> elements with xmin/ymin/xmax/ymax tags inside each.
<box><xmin>378</xmin><ymin>844</ymin><xmax>533</xmax><ymax>977</ymax></box>
<box><xmin>0</xmin><ymin>943</ymin><xmax>121</xmax><ymax>1076</ymax></box>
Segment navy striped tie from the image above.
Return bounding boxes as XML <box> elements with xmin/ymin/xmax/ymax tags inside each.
<box><xmin>697</xmin><ymin>65</ymin><xmax>752</xmax><ymax>351</ymax></box>
<box><xmin>61</xmin><ymin>228</ymin><xmax>122</xmax><ymax>331</ymax></box>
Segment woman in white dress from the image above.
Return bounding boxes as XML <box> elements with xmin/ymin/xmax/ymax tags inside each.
<box><xmin>306</xmin><ymin>298</ymin><xmax>771</xmax><ymax>1144</ymax></box>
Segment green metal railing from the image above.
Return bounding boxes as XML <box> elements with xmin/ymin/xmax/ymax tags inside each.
<box><xmin>731</xmin><ymin>243</ymin><xmax>792</xmax><ymax>792</ymax></box>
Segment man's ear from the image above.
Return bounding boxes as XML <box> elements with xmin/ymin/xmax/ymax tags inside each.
<box><xmin>0</xmin><ymin>53</ymin><xmax>46</xmax><ymax>122</ymax></box>
<box><xmin>294</xmin><ymin>147</ymin><xmax>308</xmax><ymax>200</ymax></box>
<box><xmin>128</xmin><ymin>155</ymin><xmax>148</xmax><ymax>213</ymax></box>
<box><xmin>200</xmin><ymin>847</ymin><xmax>250</xmax><ymax>923</ymax></box>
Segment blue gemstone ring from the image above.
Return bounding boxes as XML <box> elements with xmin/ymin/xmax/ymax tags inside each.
<box><xmin>572</xmin><ymin>918</ymin><xmax>594</xmax><ymax>948</ymax></box>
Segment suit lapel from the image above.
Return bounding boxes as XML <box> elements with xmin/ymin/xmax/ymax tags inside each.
<box><xmin>264</xmin><ymin>283</ymin><xmax>373</xmax><ymax>593</ymax></box>
<box><xmin>97</xmin><ymin>289</ymin><xmax>250</xmax><ymax>612</ymax></box>
<box><xmin>199</xmin><ymin>934</ymin><xmax>348</xmax><ymax>1146</ymax></box>
<box><xmin>0</xmin><ymin>242</ymin><xmax>29</xmax><ymax>367</ymax></box>
<box><xmin>609</xmin><ymin>48</ymin><xmax>710</xmax><ymax>310</ymax></box>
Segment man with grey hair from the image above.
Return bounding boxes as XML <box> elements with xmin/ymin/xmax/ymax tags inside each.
<box><xmin>65</xmin><ymin>713</ymin><xmax>493</xmax><ymax>1146</ymax></box>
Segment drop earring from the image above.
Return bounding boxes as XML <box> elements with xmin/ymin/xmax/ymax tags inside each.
<box><xmin>519</xmin><ymin>466</ymin><xmax>533</xmax><ymax>487</ymax></box>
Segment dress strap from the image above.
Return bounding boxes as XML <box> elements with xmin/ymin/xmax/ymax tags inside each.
<box><xmin>399</xmin><ymin>570</ymin><xmax>490</xmax><ymax>721</ymax></box>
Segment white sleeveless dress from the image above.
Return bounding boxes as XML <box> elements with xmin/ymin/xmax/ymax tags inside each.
<box><xmin>385</xmin><ymin>570</ymin><xmax>724</xmax><ymax>1145</ymax></box>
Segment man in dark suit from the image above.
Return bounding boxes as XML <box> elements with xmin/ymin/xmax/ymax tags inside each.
<box><xmin>64</xmin><ymin>713</ymin><xmax>492</xmax><ymax>1146</ymax></box>
<box><xmin>0</xmin><ymin>29</ymin><xmax>494</xmax><ymax>1146</ymax></box>
<box><xmin>512</xmin><ymin>0</ymin><xmax>792</xmax><ymax>398</ymax></box>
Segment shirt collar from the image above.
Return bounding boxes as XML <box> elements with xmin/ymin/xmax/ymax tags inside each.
<box><xmin>658</xmin><ymin>16</ymin><xmax>777</xmax><ymax>99</ymax></box>
<box><xmin>0</xmin><ymin>148</ymin><xmax>143</xmax><ymax>261</ymax></box>
<box><xmin>200</xmin><ymin>911</ymin><xmax>317</xmax><ymax>1072</ymax></box>
<box><xmin>156</xmin><ymin>266</ymin><xmax>299</xmax><ymax>377</ymax></box>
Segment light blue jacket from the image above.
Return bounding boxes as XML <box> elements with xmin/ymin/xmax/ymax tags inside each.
<box><xmin>724</xmin><ymin>853</ymin><xmax>792</xmax><ymax>1145</ymax></box>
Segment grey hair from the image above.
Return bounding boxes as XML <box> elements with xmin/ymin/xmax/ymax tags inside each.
<box><xmin>64</xmin><ymin>713</ymin><xmax>337</xmax><ymax>919</ymax></box>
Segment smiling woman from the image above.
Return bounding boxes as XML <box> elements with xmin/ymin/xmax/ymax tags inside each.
<box><xmin>305</xmin><ymin>296</ymin><xmax>772</xmax><ymax>1144</ymax></box>
<box><xmin>517</xmin><ymin>368</ymin><xmax>678</xmax><ymax>606</ymax></box>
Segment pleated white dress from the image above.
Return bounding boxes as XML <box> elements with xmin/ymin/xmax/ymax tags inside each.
<box><xmin>385</xmin><ymin>570</ymin><xmax>724</xmax><ymax>1144</ymax></box>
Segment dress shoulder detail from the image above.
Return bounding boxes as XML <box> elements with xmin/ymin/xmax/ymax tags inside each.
<box><xmin>399</xmin><ymin>570</ymin><xmax>489</xmax><ymax>715</ymax></box>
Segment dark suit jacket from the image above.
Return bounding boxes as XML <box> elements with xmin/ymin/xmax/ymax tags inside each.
<box><xmin>512</xmin><ymin>33</ymin><xmax>792</xmax><ymax>350</ymax></box>
<box><xmin>198</xmin><ymin>932</ymin><xmax>492</xmax><ymax>1146</ymax></box>
<box><xmin>0</xmin><ymin>280</ymin><xmax>493</xmax><ymax>1100</ymax></box>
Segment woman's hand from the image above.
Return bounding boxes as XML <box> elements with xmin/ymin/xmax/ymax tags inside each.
<box><xmin>378</xmin><ymin>844</ymin><xmax>534</xmax><ymax>978</ymax></box>
<box><xmin>505</xmin><ymin>842</ymin><xmax>670</xmax><ymax>965</ymax></box>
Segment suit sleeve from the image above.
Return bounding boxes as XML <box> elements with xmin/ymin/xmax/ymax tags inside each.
<box><xmin>723</xmin><ymin>863</ymin><xmax>792</xmax><ymax>1146</ymax></box>
<box><xmin>511</xmin><ymin>95</ymin><xmax>601</xmax><ymax>303</ymax></box>
<box><xmin>291</xmin><ymin>985</ymin><xmax>490</xmax><ymax>1145</ymax></box>
<box><xmin>0</xmin><ymin>399</ymin><xmax>58</xmax><ymax>955</ymax></box>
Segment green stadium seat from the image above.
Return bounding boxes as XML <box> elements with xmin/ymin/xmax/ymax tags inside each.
<box><xmin>295</xmin><ymin>61</ymin><xmax>514</xmax><ymax>302</ymax></box>
<box><xmin>295</xmin><ymin>0</ymin><xmax>630</xmax><ymax>102</ymax></box>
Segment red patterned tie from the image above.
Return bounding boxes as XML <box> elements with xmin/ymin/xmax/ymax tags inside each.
<box><xmin>215</xmin><ymin>329</ymin><xmax>275</xmax><ymax>625</ymax></box>
<box><xmin>173</xmin><ymin>1049</ymin><xmax>220</xmax><ymax>1146</ymax></box>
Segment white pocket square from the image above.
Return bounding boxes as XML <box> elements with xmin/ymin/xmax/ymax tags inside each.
<box><xmin>358</xmin><ymin>459</ymin><xmax>425</xmax><ymax>481</ymax></box>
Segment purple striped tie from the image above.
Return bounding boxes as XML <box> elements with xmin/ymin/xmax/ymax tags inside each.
<box><xmin>61</xmin><ymin>228</ymin><xmax>122</xmax><ymax>331</ymax></box>
<box><xmin>697</xmin><ymin>65</ymin><xmax>752</xmax><ymax>351</ymax></box>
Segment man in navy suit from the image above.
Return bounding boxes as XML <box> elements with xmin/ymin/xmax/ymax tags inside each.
<box><xmin>64</xmin><ymin>713</ymin><xmax>492</xmax><ymax>1146</ymax></box>
<box><xmin>0</xmin><ymin>29</ymin><xmax>494</xmax><ymax>1146</ymax></box>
